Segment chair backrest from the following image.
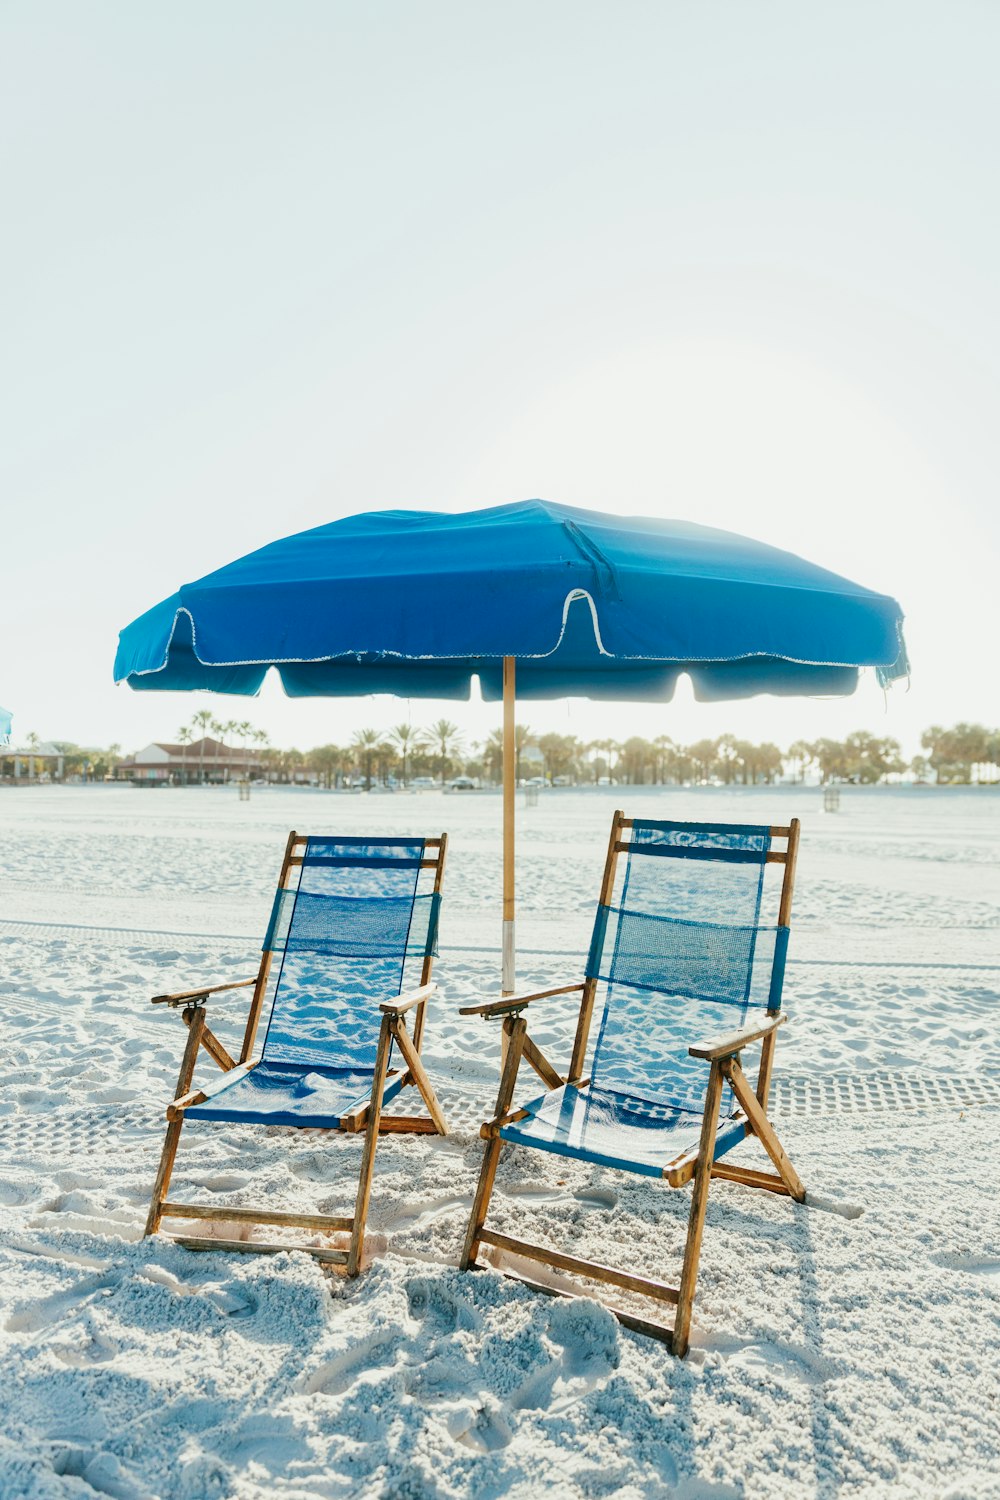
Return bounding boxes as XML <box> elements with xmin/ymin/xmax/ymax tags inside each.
<box><xmin>247</xmin><ymin>833</ymin><xmax>445</xmax><ymax>1070</ymax></box>
<box><xmin>582</xmin><ymin>815</ymin><xmax>797</xmax><ymax>1114</ymax></box>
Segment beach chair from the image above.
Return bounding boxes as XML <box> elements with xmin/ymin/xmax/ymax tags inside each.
<box><xmin>144</xmin><ymin>830</ymin><xmax>448</xmax><ymax>1274</ymax></box>
<box><xmin>460</xmin><ymin>811</ymin><xmax>803</xmax><ymax>1354</ymax></box>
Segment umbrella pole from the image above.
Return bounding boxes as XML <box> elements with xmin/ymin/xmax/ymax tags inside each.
<box><xmin>502</xmin><ymin>655</ymin><xmax>515</xmax><ymax>995</ymax></box>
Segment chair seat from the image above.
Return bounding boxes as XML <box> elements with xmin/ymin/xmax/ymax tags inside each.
<box><xmin>499</xmin><ymin>1084</ymin><xmax>747</xmax><ymax>1179</ymax></box>
<box><xmin>184</xmin><ymin>1060</ymin><xmax>404</xmax><ymax>1128</ymax></box>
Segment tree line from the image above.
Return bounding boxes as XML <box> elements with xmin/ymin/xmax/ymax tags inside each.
<box><xmin>11</xmin><ymin>718</ymin><xmax>1000</xmax><ymax>788</ymax></box>
<box><xmin>175</xmin><ymin>717</ymin><xmax>1000</xmax><ymax>788</ymax></box>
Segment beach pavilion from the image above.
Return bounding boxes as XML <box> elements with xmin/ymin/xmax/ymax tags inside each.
<box><xmin>1</xmin><ymin>741</ymin><xmax>65</xmax><ymax>782</ymax></box>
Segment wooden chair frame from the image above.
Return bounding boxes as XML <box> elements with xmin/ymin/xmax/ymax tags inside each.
<box><xmin>459</xmin><ymin>811</ymin><xmax>804</xmax><ymax>1354</ymax></box>
<box><xmin>144</xmin><ymin>830</ymin><xmax>448</xmax><ymax>1275</ymax></box>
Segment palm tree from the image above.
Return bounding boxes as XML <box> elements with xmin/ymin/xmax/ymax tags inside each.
<box><xmin>584</xmin><ymin>739</ymin><xmax>604</xmax><ymax>784</ymax></box>
<box><xmin>311</xmin><ymin>744</ymin><xmax>344</xmax><ymax>789</ymax></box>
<box><xmin>652</xmin><ymin>734</ymin><xmax>677</xmax><ymax>785</ymax></box>
<box><xmin>589</xmin><ymin>737</ymin><xmax>620</xmax><ymax>784</ymax></box>
<box><xmin>253</xmin><ymin>727</ymin><xmax>271</xmax><ymax>781</ymax></box>
<box><xmin>535</xmin><ymin>732</ymin><xmax>580</xmax><ymax>784</ymax></box>
<box><xmin>513</xmin><ymin>722</ymin><xmax>534</xmax><ymax>784</ymax></box>
<box><xmin>687</xmin><ymin>738</ymin><xmax>719</xmax><ymax>784</ymax></box>
<box><xmin>389</xmin><ymin>723</ymin><xmax>425</xmax><ymax>787</ymax></box>
<box><xmin>376</xmin><ymin>740</ymin><xmax>398</xmax><ymax>788</ymax></box>
<box><xmin>237</xmin><ymin>720</ymin><xmax>253</xmax><ymax>781</ymax></box>
<box><xmin>786</xmin><ymin>740</ymin><xmax>815</xmax><ymax>785</ymax></box>
<box><xmin>222</xmin><ymin>719</ymin><xmax>240</xmax><ymax>783</ymax></box>
<box><xmin>482</xmin><ymin>729</ymin><xmax>504</xmax><ymax>784</ymax></box>
<box><xmin>716</xmin><ymin>734</ymin><xmax>741</xmax><ymax>785</ymax></box>
<box><xmin>283</xmin><ymin>747</ymin><xmax>304</xmax><ymax>784</ymax></box>
<box><xmin>177</xmin><ymin>725</ymin><xmax>192</xmax><ymax>785</ymax></box>
<box><xmin>429</xmin><ymin>718</ymin><xmax>462</xmax><ymax>785</ymax></box>
<box><xmin>210</xmin><ymin>718</ymin><xmax>226</xmax><ymax>782</ymax></box>
<box><xmin>352</xmin><ymin>728</ymin><xmax>382</xmax><ymax>789</ymax></box>
<box><xmin>191</xmin><ymin>709</ymin><xmax>213</xmax><ymax>783</ymax></box>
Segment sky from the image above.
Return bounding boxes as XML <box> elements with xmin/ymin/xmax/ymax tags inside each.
<box><xmin>2</xmin><ymin>0</ymin><xmax>998</xmax><ymax>762</ymax></box>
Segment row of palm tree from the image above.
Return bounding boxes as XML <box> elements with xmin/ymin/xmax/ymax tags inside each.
<box><xmin>918</xmin><ymin>723</ymin><xmax>1000</xmax><ymax>784</ymax></box>
<box><xmin>277</xmin><ymin>726</ymin><xmax>925</xmax><ymax>788</ymax></box>
<box><xmin>176</xmin><ymin>712</ymin><xmax>271</xmax><ymax>783</ymax></box>
<box><xmin>13</xmin><ymin>718</ymin><xmax>998</xmax><ymax>789</ymax></box>
<box><xmin>253</xmin><ymin>724</ymin><xmax>792</xmax><ymax>788</ymax></box>
<box><xmin>170</xmin><ymin>716</ymin><xmax>465</xmax><ymax>788</ymax></box>
<box><xmin>332</xmin><ymin>721</ymin><xmax>463</xmax><ymax>789</ymax></box>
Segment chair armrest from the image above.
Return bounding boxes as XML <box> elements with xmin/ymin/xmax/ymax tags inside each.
<box><xmin>459</xmin><ymin>982</ymin><xmax>585</xmax><ymax>1019</ymax></box>
<box><xmin>151</xmin><ymin>978</ymin><xmax>257</xmax><ymax>1007</ymax></box>
<box><xmin>688</xmin><ymin>1013</ymin><xmax>786</xmax><ymax>1061</ymax></box>
<box><xmin>378</xmin><ymin>983</ymin><xmax>436</xmax><ymax>1016</ymax></box>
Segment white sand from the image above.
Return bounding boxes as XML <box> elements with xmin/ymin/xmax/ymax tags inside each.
<box><xmin>1</xmin><ymin>784</ymin><xmax>998</xmax><ymax>1500</ymax></box>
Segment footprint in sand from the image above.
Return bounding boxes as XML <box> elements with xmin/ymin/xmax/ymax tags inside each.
<box><xmin>6</xmin><ymin>1236</ymin><xmax>110</xmax><ymax>1270</ymax></box>
<box><xmin>930</xmin><ymin>1250</ymin><xmax>1000</xmax><ymax>1275</ymax></box>
<box><xmin>573</xmin><ymin>1186</ymin><xmax>617</xmax><ymax>1210</ymax></box>
<box><xmin>188</xmin><ymin>1172</ymin><xmax>254</xmax><ymax>1193</ymax></box>
<box><xmin>505</xmin><ymin>1181</ymin><xmax>617</xmax><ymax>1211</ymax></box>
<box><xmin>52</xmin><ymin>1322</ymin><xmax>119</xmax><ymax>1366</ymax></box>
<box><xmin>51</xmin><ymin>1445</ymin><xmax>155</xmax><ymax>1500</ymax></box>
<box><xmin>138</xmin><ymin>1264</ymin><xmax>258</xmax><ymax>1317</ymax></box>
<box><xmin>448</xmin><ymin>1402</ymin><xmax>513</xmax><ymax>1453</ymax></box>
<box><xmin>91</xmin><ymin>1086</ymin><xmax>141</xmax><ymax>1105</ymax></box>
<box><xmin>0</xmin><ymin>1179</ymin><xmax>37</xmax><ymax>1207</ymax></box>
<box><xmin>301</xmin><ymin>1330</ymin><xmax>400</xmax><ymax>1396</ymax></box>
<box><xmin>406</xmin><ymin>1277</ymin><xmax>481</xmax><ymax>1334</ymax></box>
<box><xmin>505</xmin><ymin>1180</ymin><xmax>570</xmax><ymax>1206</ymax></box>
<box><xmin>29</xmin><ymin>1192</ymin><xmax>139</xmax><ymax>1238</ymax></box>
<box><xmin>6</xmin><ymin>1269</ymin><xmax>120</xmax><ymax>1334</ymax></box>
<box><xmin>717</xmin><ymin>1336</ymin><xmax>838</xmax><ymax>1387</ymax></box>
<box><xmin>383</xmin><ymin>1194</ymin><xmax>470</xmax><ymax>1232</ymax></box>
<box><xmin>513</xmin><ymin>1298</ymin><xmax>621</xmax><ymax>1414</ymax></box>
<box><xmin>291</xmin><ymin>1151</ymin><xmax>341</xmax><ymax>1184</ymax></box>
<box><xmin>15</xmin><ymin>1087</ymin><xmax>55</xmax><ymax>1107</ymax></box>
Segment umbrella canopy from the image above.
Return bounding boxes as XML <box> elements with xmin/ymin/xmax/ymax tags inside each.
<box><xmin>115</xmin><ymin>498</ymin><xmax>908</xmax><ymax>989</ymax></box>
<box><xmin>0</xmin><ymin>706</ymin><xmax>11</xmax><ymax>747</ymax></box>
<box><xmin>115</xmin><ymin>499</ymin><xmax>907</xmax><ymax>700</ymax></box>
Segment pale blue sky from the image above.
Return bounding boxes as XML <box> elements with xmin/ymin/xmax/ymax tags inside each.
<box><xmin>3</xmin><ymin>1</ymin><xmax>998</xmax><ymax>758</ymax></box>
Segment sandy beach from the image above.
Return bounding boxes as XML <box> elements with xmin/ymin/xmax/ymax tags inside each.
<box><xmin>1</xmin><ymin>783</ymin><xmax>998</xmax><ymax>1499</ymax></box>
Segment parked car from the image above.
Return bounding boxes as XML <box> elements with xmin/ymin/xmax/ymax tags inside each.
<box><xmin>447</xmin><ymin>776</ymin><xmax>478</xmax><ymax>791</ymax></box>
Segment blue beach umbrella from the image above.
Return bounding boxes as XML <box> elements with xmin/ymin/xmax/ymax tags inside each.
<box><xmin>115</xmin><ymin>499</ymin><xmax>908</xmax><ymax>988</ymax></box>
<box><xmin>0</xmin><ymin>706</ymin><xmax>11</xmax><ymax>747</ymax></box>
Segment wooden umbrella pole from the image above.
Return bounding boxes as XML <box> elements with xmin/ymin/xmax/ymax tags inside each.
<box><xmin>502</xmin><ymin>655</ymin><xmax>516</xmax><ymax>995</ymax></box>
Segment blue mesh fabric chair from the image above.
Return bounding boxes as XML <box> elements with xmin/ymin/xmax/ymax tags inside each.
<box><xmin>460</xmin><ymin>811</ymin><xmax>804</xmax><ymax>1354</ymax></box>
<box><xmin>145</xmin><ymin>829</ymin><xmax>448</xmax><ymax>1275</ymax></box>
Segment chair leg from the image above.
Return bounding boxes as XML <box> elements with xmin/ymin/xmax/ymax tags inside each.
<box><xmin>347</xmin><ymin>1015</ymin><xmax>393</xmax><ymax>1276</ymax></box>
<box><xmin>145</xmin><ymin>1004</ymin><xmax>206</xmax><ymax>1237</ymax></box>
<box><xmin>672</xmin><ymin>1059</ymin><xmax>724</xmax><ymax>1357</ymax></box>
<box><xmin>145</xmin><ymin>1118</ymin><xmax>184</xmax><ymax>1236</ymax></box>
<box><xmin>460</xmin><ymin>1137</ymin><xmax>502</xmax><ymax>1270</ymax></box>
<box><xmin>460</xmin><ymin>1015</ymin><xmax>527</xmax><ymax>1270</ymax></box>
